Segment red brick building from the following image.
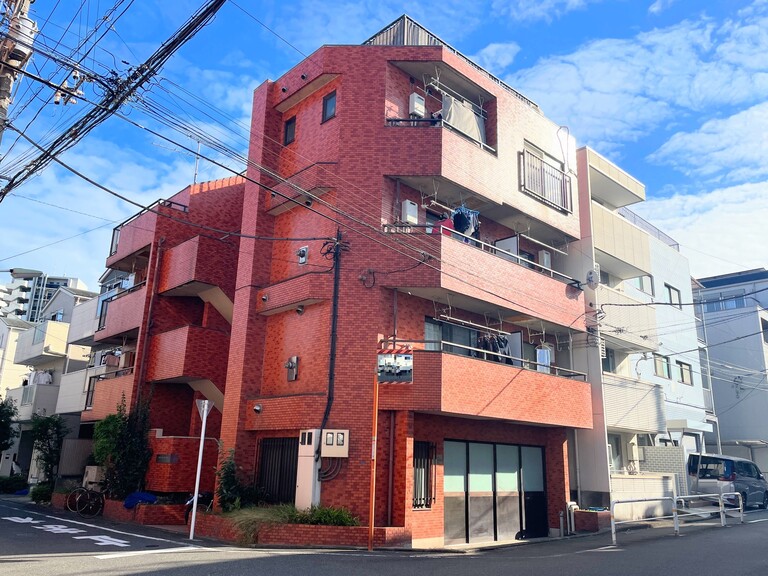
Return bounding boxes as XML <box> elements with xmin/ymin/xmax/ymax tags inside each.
<box><xmin>91</xmin><ymin>16</ymin><xmax>593</xmax><ymax>547</ymax></box>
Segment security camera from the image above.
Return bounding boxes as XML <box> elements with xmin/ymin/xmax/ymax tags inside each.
<box><xmin>304</xmin><ymin>198</ymin><xmax>313</xmax><ymax>208</ymax></box>
<box><xmin>261</xmin><ymin>295</ymin><xmax>268</xmax><ymax>302</ymax></box>
<box><xmin>253</xmin><ymin>404</ymin><xmax>262</xmax><ymax>414</ymax></box>
<box><xmin>281</xmin><ymin>86</ymin><xmax>287</xmax><ymax>93</ymax></box>
<box><xmin>296</xmin><ymin>305</ymin><xmax>305</xmax><ymax>315</ymax></box>
<box><xmin>301</xmin><ymin>73</ymin><xmax>307</xmax><ymax>80</ymax></box>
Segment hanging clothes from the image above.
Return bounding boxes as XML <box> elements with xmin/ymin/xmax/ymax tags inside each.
<box><xmin>452</xmin><ymin>206</ymin><xmax>480</xmax><ymax>239</ymax></box>
<box><xmin>496</xmin><ymin>335</ymin><xmax>513</xmax><ymax>364</ymax></box>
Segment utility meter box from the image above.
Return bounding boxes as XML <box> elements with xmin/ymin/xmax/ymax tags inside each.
<box><xmin>320</xmin><ymin>429</ymin><xmax>350</xmax><ymax>458</ymax></box>
<box><xmin>409</xmin><ymin>93</ymin><xmax>425</xmax><ymax>118</ymax></box>
<box><xmin>401</xmin><ymin>199</ymin><xmax>418</xmax><ymax>224</ymax></box>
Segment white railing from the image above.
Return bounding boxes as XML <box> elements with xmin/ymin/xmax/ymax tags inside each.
<box><xmin>610</xmin><ymin>492</ymin><xmax>744</xmax><ymax>546</ymax></box>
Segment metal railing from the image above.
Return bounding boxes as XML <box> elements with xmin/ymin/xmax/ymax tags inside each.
<box><xmin>610</xmin><ymin>492</ymin><xmax>744</xmax><ymax>545</ymax></box>
<box><xmin>521</xmin><ymin>150</ymin><xmax>572</xmax><ymax>213</ymax></box>
<box><xmin>382</xmin><ymin>224</ymin><xmax>579</xmax><ymax>286</ymax></box>
<box><xmin>95</xmin><ymin>281</ymin><xmax>147</xmax><ymax>332</ymax></box>
<box><xmin>109</xmin><ymin>198</ymin><xmax>188</xmax><ymax>255</ymax></box>
<box><xmin>385</xmin><ymin>117</ymin><xmax>497</xmax><ymax>154</ymax></box>
<box><xmin>84</xmin><ymin>367</ymin><xmax>135</xmax><ymax>410</ymax></box>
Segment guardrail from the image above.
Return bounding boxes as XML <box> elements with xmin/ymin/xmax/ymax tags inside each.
<box><xmin>610</xmin><ymin>493</ymin><xmax>744</xmax><ymax>546</ymax></box>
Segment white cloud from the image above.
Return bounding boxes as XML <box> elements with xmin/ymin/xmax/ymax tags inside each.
<box><xmin>506</xmin><ymin>9</ymin><xmax>768</xmax><ymax>152</ymax></box>
<box><xmin>648</xmin><ymin>0</ymin><xmax>677</xmax><ymax>15</ymax></box>
<box><xmin>632</xmin><ymin>181</ymin><xmax>768</xmax><ymax>277</ymax></box>
<box><xmin>491</xmin><ymin>0</ymin><xmax>597</xmax><ymax>23</ymax></box>
<box><xmin>471</xmin><ymin>43</ymin><xmax>521</xmax><ymax>75</ymax></box>
<box><xmin>648</xmin><ymin>102</ymin><xmax>768</xmax><ymax>182</ymax></box>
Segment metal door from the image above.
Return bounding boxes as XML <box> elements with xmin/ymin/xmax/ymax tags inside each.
<box><xmin>258</xmin><ymin>437</ymin><xmax>299</xmax><ymax>504</ymax></box>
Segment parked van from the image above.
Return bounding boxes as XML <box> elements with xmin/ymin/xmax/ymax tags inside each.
<box><xmin>687</xmin><ymin>453</ymin><xmax>768</xmax><ymax>509</ymax></box>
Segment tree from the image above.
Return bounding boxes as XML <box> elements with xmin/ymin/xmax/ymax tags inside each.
<box><xmin>30</xmin><ymin>413</ymin><xmax>68</xmax><ymax>485</ymax></box>
<box><xmin>0</xmin><ymin>397</ymin><xmax>19</xmax><ymax>453</ymax></box>
<box><xmin>93</xmin><ymin>396</ymin><xmax>152</xmax><ymax>499</ymax></box>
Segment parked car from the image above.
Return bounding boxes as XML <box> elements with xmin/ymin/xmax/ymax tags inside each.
<box><xmin>687</xmin><ymin>453</ymin><xmax>768</xmax><ymax>509</ymax></box>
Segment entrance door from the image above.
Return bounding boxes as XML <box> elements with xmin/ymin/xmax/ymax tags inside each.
<box><xmin>521</xmin><ymin>446</ymin><xmax>547</xmax><ymax>538</ymax></box>
<box><xmin>258</xmin><ymin>437</ymin><xmax>299</xmax><ymax>504</ymax></box>
<box><xmin>443</xmin><ymin>441</ymin><xmax>546</xmax><ymax>543</ymax></box>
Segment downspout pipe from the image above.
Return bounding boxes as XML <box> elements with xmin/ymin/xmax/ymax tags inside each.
<box><xmin>316</xmin><ymin>229</ymin><xmax>343</xmax><ymax>460</ymax></box>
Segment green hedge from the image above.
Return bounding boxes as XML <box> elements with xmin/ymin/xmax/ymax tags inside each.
<box><xmin>0</xmin><ymin>475</ymin><xmax>28</xmax><ymax>493</ymax></box>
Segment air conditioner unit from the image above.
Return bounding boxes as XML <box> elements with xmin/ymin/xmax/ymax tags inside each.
<box><xmin>401</xmin><ymin>199</ymin><xmax>418</xmax><ymax>224</ymax></box>
<box><xmin>409</xmin><ymin>92</ymin><xmax>425</xmax><ymax>118</ymax></box>
<box><xmin>538</xmin><ymin>249</ymin><xmax>552</xmax><ymax>270</ymax></box>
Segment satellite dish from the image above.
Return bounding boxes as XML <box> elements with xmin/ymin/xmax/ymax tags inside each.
<box><xmin>585</xmin><ymin>269</ymin><xmax>599</xmax><ymax>290</ymax></box>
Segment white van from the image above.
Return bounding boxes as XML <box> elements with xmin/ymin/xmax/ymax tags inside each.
<box><xmin>687</xmin><ymin>453</ymin><xmax>768</xmax><ymax>509</ymax></box>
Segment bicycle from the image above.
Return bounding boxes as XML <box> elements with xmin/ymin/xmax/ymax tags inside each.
<box><xmin>65</xmin><ymin>486</ymin><xmax>105</xmax><ymax>518</ymax></box>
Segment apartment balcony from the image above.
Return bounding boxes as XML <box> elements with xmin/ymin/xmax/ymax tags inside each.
<box><xmin>106</xmin><ymin>199</ymin><xmax>187</xmax><ymax>271</ymax></box>
<box><xmin>81</xmin><ymin>369</ymin><xmax>135</xmax><ymax>422</ymax></box>
<box><xmin>596</xmin><ymin>285</ymin><xmax>658</xmax><ymax>352</ymax></box>
<box><xmin>602</xmin><ymin>373</ymin><xmax>666</xmax><ymax>434</ymax></box>
<box><xmin>67</xmin><ymin>298</ymin><xmax>99</xmax><ymax>346</ymax></box>
<box><xmin>94</xmin><ymin>283</ymin><xmax>147</xmax><ymax>343</ymax></box>
<box><xmin>380</xmin><ymin>230</ymin><xmax>584</xmax><ymax>330</ymax></box>
<box><xmin>14</xmin><ymin>320</ymin><xmax>69</xmax><ymax>365</ymax></box>
<box><xmin>145</xmin><ymin>429</ymin><xmax>218</xmax><ymax>493</ymax></box>
<box><xmin>581</xmin><ymin>147</ymin><xmax>645</xmax><ymax>208</ymax></box>
<box><xmin>56</xmin><ymin>365</ymin><xmax>112</xmax><ymax>414</ymax></box>
<box><xmin>379</xmin><ymin>349</ymin><xmax>592</xmax><ymax>428</ymax></box>
<box><xmin>592</xmin><ymin>202</ymin><xmax>651</xmax><ymax>279</ymax></box>
<box><xmin>5</xmin><ymin>383</ymin><xmax>60</xmax><ymax>422</ymax></box>
<box><xmin>146</xmin><ymin>325</ymin><xmax>229</xmax><ymax>386</ymax></box>
<box><xmin>158</xmin><ymin>236</ymin><xmax>237</xmax><ymax>323</ymax></box>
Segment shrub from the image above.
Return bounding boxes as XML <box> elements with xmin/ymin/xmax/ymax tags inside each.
<box><xmin>30</xmin><ymin>483</ymin><xmax>53</xmax><ymax>503</ymax></box>
<box><xmin>0</xmin><ymin>475</ymin><xmax>28</xmax><ymax>493</ymax></box>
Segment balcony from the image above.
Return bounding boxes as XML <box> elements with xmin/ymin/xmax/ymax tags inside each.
<box><xmin>146</xmin><ymin>325</ymin><xmax>229</xmax><ymax>386</ymax></box>
<box><xmin>158</xmin><ymin>236</ymin><xmax>237</xmax><ymax>323</ymax></box>
<box><xmin>581</xmin><ymin>147</ymin><xmax>645</xmax><ymax>208</ymax></box>
<box><xmin>380</xmin><ymin>230</ymin><xmax>584</xmax><ymax>330</ymax></box>
<box><xmin>94</xmin><ymin>283</ymin><xmax>147</xmax><ymax>343</ymax></box>
<box><xmin>602</xmin><ymin>373</ymin><xmax>666</xmax><ymax>433</ymax></box>
<box><xmin>597</xmin><ymin>285</ymin><xmax>658</xmax><ymax>352</ymax></box>
<box><xmin>592</xmin><ymin>202</ymin><xmax>651</xmax><ymax>279</ymax></box>
<box><xmin>14</xmin><ymin>320</ymin><xmax>69</xmax><ymax>365</ymax></box>
<box><xmin>67</xmin><ymin>298</ymin><xmax>99</xmax><ymax>346</ymax></box>
<box><xmin>378</xmin><ymin>349</ymin><xmax>592</xmax><ymax>428</ymax></box>
<box><xmin>107</xmin><ymin>199</ymin><xmax>187</xmax><ymax>271</ymax></box>
<box><xmin>6</xmin><ymin>383</ymin><xmax>60</xmax><ymax>421</ymax></box>
<box><xmin>81</xmin><ymin>369</ymin><xmax>135</xmax><ymax>422</ymax></box>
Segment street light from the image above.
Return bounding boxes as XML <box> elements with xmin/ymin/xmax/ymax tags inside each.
<box><xmin>0</xmin><ymin>268</ymin><xmax>43</xmax><ymax>279</ymax></box>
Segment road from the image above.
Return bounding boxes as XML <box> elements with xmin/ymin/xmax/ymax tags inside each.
<box><xmin>3</xmin><ymin>497</ymin><xmax>768</xmax><ymax>575</ymax></box>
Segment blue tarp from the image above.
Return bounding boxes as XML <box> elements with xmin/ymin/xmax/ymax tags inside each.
<box><xmin>123</xmin><ymin>491</ymin><xmax>157</xmax><ymax>509</ymax></box>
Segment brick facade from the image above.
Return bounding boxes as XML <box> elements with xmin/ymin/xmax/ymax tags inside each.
<box><xmin>94</xmin><ymin>22</ymin><xmax>596</xmax><ymax>548</ymax></box>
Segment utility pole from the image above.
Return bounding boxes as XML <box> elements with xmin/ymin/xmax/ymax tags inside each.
<box><xmin>0</xmin><ymin>0</ymin><xmax>37</xmax><ymax>149</ymax></box>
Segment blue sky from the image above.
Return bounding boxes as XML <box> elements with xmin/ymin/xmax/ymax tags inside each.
<box><xmin>1</xmin><ymin>0</ymin><xmax>766</xmax><ymax>290</ymax></box>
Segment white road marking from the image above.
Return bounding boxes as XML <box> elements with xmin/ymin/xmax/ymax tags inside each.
<box><xmin>0</xmin><ymin>501</ymin><xmax>196</xmax><ymax>546</ymax></box>
<box><xmin>748</xmin><ymin>518</ymin><xmax>768</xmax><ymax>523</ymax></box>
<box><xmin>96</xmin><ymin>546</ymin><xmax>212</xmax><ymax>559</ymax></box>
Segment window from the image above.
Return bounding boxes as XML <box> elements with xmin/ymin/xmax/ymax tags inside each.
<box><xmin>423</xmin><ymin>318</ymin><xmax>476</xmax><ymax>356</ymax></box>
<box><xmin>602</xmin><ymin>347</ymin><xmax>616</xmax><ymax>373</ymax></box>
<box><xmin>676</xmin><ymin>360</ymin><xmax>692</xmax><ymax>385</ymax></box>
<box><xmin>413</xmin><ymin>441</ymin><xmax>435</xmax><ymax>509</ymax></box>
<box><xmin>665</xmin><ymin>284</ymin><xmax>681</xmax><ymax>308</ymax></box>
<box><xmin>654</xmin><ymin>353</ymin><xmax>671</xmax><ymax>379</ymax></box>
<box><xmin>284</xmin><ymin>116</ymin><xmax>296</xmax><ymax>145</ymax></box>
<box><xmin>628</xmin><ymin>275</ymin><xmax>654</xmax><ymax>296</ymax></box>
<box><xmin>762</xmin><ymin>318</ymin><xmax>768</xmax><ymax>345</ymax></box>
<box><xmin>322</xmin><ymin>91</ymin><xmax>336</xmax><ymax>123</ymax></box>
<box><xmin>50</xmin><ymin>309</ymin><xmax>63</xmax><ymax>322</ymax></box>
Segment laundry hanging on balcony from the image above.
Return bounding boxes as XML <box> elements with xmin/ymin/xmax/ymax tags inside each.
<box><xmin>452</xmin><ymin>205</ymin><xmax>480</xmax><ymax>240</ymax></box>
<box><xmin>442</xmin><ymin>93</ymin><xmax>486</xmax><ymax>144</ymax></box>
<box><xmin>536</xmin><ymin>343</ymin><xmax>554</xmax><ymax>374</ymax></box>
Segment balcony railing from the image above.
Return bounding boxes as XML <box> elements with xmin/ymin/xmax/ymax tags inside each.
<box><xmin>521</xmin><ymin>150</ymin><xmax>572</xmax><ymax>213</ymax></box>
<box><xmin>386</xmin><ymin>117</ymin><xmax>497</xmax><ymax>154</ymax></box>
<box><xmin>382</xmin><ymin>224</ymin><xmax>578</xmax><ymax>285</ymax></box>
<box><xmin>109</xmin><ymin>198</ymin><xmax>188</xmax><ymax>255</ymax></box>
<box><xmin>85</xmin><ymin>367</ymin><xmax>134</xmax><ymax>410</ymax></box>
<box><xmin>381</xmin><ymin>338</ymin><xmax>586</xmax><ymax>380</ymax></box>
<box><xmin>96</xmin><ymin>280</ymin><xmax>147</xmax><ymax>332</ymax></box>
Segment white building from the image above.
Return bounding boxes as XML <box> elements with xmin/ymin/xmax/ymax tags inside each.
<box><xmin>694</xmin><ymin>268</ymin><xmax>768</xmax><ymax>469</ymax></box>
<box><xmin>0</xmin><ymin>272</ymin><xmax>87</xmax><ymax>323</ymax></box>
<box><xmin>571</xmin><ymin>147</ymin><xmax>712</xmax><ymax>513</ymax></box>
